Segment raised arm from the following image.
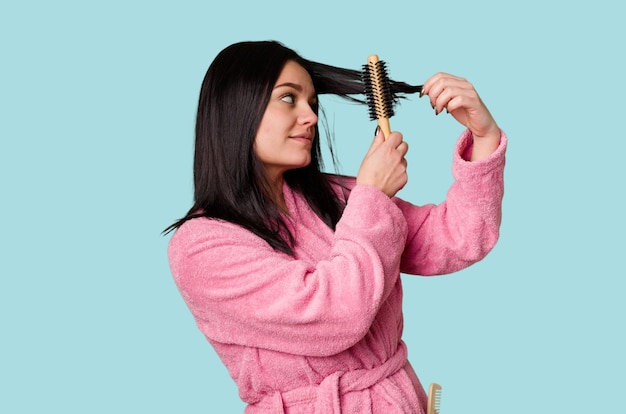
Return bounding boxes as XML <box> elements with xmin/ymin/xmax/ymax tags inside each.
<box><xmin>399</xmin><ymin>129</ymin><xmax>506</xmax><ymax>275</ymax></box>
<box><xmin>168</xmin><ymin>185</ymin><xmax>408</xmax><ymax>357</ymax></box>
<box><xmin>398</xmin><ymin>73</ymin><xmax>506</xmax><ymax>275</ymax></box>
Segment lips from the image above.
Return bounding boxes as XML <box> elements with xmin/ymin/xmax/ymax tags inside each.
<box><xmin>290</xmin><ymin>133</ymin><xmax>313</xmax><ymax>142</ymax></box>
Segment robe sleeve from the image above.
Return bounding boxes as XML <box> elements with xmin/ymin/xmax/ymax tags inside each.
<box><xmin>398</xmin><ymin>129</ymin><xmax>507</xmax><ymax>275</ymax></box>
<box><xmin>168</xmin><ymin>185</ymin><xmax>408</xmax><ymax>357</ymax></box>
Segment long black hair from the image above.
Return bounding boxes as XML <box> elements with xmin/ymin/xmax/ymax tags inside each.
<box><xmin>164</xmin><ymin>41</ymin><xmax>421</xmax><ymax>255</ymax></box>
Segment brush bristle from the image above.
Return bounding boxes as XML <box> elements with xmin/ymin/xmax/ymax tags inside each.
<box><xmin>362</xmin><ymin>60</ymin><xmax>395</xmax><ymax>121</ymax></box>
<box><xmin>433</xmin><ymin>388</ymin><xmax>441</xmax><ymax>413</ymax></box>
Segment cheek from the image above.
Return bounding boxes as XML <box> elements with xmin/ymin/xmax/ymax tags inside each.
<box><xmin>253</xmin><ymin>132</ymin><xmax>274</xmax><ymax>163</ymax></box>
<box><xmin>255</xmin><ymin>117</ymin><xmax>281</xmax><ymax>149</ymax></box>
<box><xmin>255</xmin><ymin>117</ymin><xmax>279</xmax><ymax>149</ymax></box>
<box><xmin>257</xmin><ymin>106</ymin><xmax>280</xmax><ymax>133</ymax></box>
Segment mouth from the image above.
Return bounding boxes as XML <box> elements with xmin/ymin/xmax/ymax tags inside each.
<box><xmin>290</xmin><ymin>133</ymin><xmax>313</xmax><ymax>143</ymax></box>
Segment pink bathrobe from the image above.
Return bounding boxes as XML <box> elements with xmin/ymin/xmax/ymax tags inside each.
<box><xmin>168</xmin><ymin>130</ymin><xmax>506</xmax><ymax>413</ymax></box>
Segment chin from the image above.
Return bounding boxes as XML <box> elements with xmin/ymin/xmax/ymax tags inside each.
<box><xmin>288</xmin><ymin>159</ymin><xmax>312</xmax><ymax>171</ymax></box>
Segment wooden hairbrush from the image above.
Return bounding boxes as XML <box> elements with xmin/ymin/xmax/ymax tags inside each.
<box><xmin>427</xmin><ymin>382</ymin><xmax>442</xmax><ymax>414</ymax></box>
<box><xmin>362</xmin><ymin>54</ymin><xmax>395</xmax><ymax>139</ymax></box>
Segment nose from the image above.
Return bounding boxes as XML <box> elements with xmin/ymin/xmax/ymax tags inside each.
<box><xmin>299</xmin><ymin>103</ymin><xmax>318</xmax><ymax>126</ymax></box>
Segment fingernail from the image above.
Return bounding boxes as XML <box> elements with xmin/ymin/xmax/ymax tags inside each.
<box><xmin>374</xmin><ymin>125</ymin><xmax>381</xmax><ymax>136</ymax></box>
<box><xmin>435</xmin><ymin>107</ymin><xmax>440</xmax><ymax>116</ymax></box>
<box><xmin>419</xmin><ymin>87</ymin><xmax>425</xmax><ymax>98</ymax></box>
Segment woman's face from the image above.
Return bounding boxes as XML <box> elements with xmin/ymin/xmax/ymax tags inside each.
<box><xmin>254</xmin><ymin>60</ymin><xmax>318</xmax><ymax>182</ymax></box>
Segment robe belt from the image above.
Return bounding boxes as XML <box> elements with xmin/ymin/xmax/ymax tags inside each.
<box><xmin>260</xmin><ymin>341</ymin><xmax>409</xmax><ymax>413</ymax></box>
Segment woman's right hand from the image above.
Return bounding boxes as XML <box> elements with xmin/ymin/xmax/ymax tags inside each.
<box><xmin>356</xmin><ymin>130</ymin><xmax>408</xmax><ymax>198</ymax></box>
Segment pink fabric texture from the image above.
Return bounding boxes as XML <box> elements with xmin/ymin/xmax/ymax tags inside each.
<box><xmin>168</xmin><ymin>130</ymin><xmax>507</xmax><ymax>413</ymax></box>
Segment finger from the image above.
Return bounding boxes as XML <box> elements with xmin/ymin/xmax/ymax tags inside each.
<box><xmin>436</xmin><ymin>82</ymin><xmax>480</xmax><ymax>115</ymax></box>
<box><xmin>421</xmin><ymin>72</ymin><xmax>465</xmax><ymax>97</ymax></box>
<box><xmin>383</xmin><ymin>131</ymin><xmax>403</xmax><ymax>149</ymax></box>
<box><xmin>449</xmin><ymin>95</ymin><xmax>497</xmax><ymax>136</ymax></box>
<box><xmin>365</xmin><ymin>130</ymin><xmax>385</xmax><ymax>157</ymax></box>
<box><xmin>433</xmin><ymin>86</ymin><xmax>466</xmax><ymax>115</ymax></box>
<box><xmin>396</xmin><ymin>141</ymin><xmax>409</xmax><ymax>157</ymax></box>
<box><xmin>444</xmin><ymin>94</ymin><xmax>472</xmax><ymax>114</ymax></box>
<box><xmin>425</xmin><ymin>75</ymin><xmax>474</xmax><ymax>113</ymax></box>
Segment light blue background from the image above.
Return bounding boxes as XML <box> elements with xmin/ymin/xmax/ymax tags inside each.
<box><xmin>1</xmin><ymin>1</ymin><xmax>624</xmax><ymax>413</ymax></box>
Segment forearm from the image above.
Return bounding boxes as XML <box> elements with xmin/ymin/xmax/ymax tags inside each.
<box><xmin>399</xmin><ymin>130</ymin><xmax>506</xmax><ymax>275</ymax></box>
<box><xmin>470</xmin><ymin>124</ymin><xmax>502</xmax><ymax>161</ymax></box>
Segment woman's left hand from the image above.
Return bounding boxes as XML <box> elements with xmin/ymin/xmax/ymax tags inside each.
<box><xmin>421</xmin><ymin>73</ymin><xmax>501</xmax><ymax>160</ymax></box>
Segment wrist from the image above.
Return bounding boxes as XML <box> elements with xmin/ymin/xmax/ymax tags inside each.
<box><xmin>470</xmin><ymin>126</ymin><xmax>501</xmax><ymax>161</ymax></box>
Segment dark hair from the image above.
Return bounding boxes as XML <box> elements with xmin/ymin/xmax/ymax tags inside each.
<box><xmin>164</xmin><ymin>40</ymin><xmax>421</xmax><ymax>255</ymax></box>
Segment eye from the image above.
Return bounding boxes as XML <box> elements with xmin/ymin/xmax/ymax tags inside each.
<box><xmin>280</xmin><ymin>93</ymin><xmax>295</xmax><ymax>104</ymax></box>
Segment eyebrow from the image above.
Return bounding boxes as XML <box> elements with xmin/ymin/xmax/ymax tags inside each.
<box><xmin>274</xmin><ymin>82</ymin><xmax>317</xmax><ymax>104</ymax></box>
<box><xmin>274</xmin><ymin>82</ymin><xmax>303</xmax><ymax>91</ymax></box>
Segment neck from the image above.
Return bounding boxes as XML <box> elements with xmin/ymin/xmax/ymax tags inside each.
<box><xmin>267</xmin><ymin>174</ymin><xmax>288</xmax><ymax>214</ymax></box>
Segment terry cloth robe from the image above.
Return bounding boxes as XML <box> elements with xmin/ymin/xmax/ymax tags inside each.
<box><xmin>168</xmin><ymin>129</ymin><xmax>507</xmax><ymax>413</ymax></box>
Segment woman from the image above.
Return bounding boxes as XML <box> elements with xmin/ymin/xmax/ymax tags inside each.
<box><xmin>166</xmin><ymin>40</ymin><xmax>506</xmax><ymax>413</ymax></box>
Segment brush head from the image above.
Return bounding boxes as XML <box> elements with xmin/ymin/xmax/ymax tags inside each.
<box><xmin>362</xmin><ymin>57</ymin><xmax>395</xmax><ymax>121</ymax></box>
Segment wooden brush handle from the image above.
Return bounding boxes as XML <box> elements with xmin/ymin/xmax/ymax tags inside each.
<box><xmin>368</xmin><ymin>54</ymin><xmax>392</xmax><ymax>139</ymax></box>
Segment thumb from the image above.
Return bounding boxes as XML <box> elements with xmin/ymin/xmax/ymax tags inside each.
<box><xmin>365</xmin><ymin>128</ymin><xmax>385</xmax><ymax>157</ymax></box>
